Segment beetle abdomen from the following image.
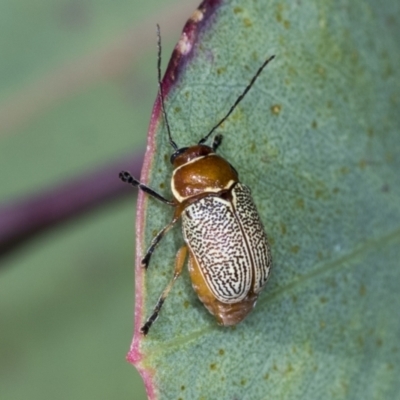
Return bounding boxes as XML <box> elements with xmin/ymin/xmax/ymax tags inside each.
<box><xmin>182</xmin><ymin>183</ymin><xmax>271</xmax><ymax>307</ymax></box>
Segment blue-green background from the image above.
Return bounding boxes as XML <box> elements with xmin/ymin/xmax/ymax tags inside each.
<box><xmin>0</xmin><ymin>1</ymin><xmax>198</xmax><ymax>398</ymax></box>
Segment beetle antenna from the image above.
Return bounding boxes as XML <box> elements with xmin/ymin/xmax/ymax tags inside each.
<box><xmin>199</xmin><ymin>55</ymin><xmax>275</xmax><ymax>145</ymax></box>
<box><xmin>157</xmin><ymin>24</ymin><xmax>178</xmax><ymax>151</ymax></box>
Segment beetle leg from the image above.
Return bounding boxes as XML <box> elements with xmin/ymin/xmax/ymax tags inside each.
<box><xmin>141</xmin><ymin>246</ymin><xmax>188</xmax><ymax>335</ymax></box>
<box><xmin>119</xmin><ymin>171</ymin><xmax>175</xmax><ymax>206</ymax></box>
<box><xmin>212</xmin><ymin>134</ymin><xmax>223</xmax><ymax>151</ymax></box>
<box><xmin>141</xmin><ymin>216</ymin><xmax>179</xmax><ymax>268</ymax></box>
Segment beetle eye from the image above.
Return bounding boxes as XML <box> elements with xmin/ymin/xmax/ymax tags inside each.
<box><xmin>170</xmin><ymin>147</ymin><xmax>189</xmax><ymax>164</ymax></box>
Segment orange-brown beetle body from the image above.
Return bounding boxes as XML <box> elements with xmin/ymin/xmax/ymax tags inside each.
<box><xmin>171</xmin><ymin>145</ymin><xmax>271</xmax><ymax>326</ymax></box>
<box><xmin>120</xmin><ymin>28</ymin><xmax>274</xmax><ymax>334</ymax></box>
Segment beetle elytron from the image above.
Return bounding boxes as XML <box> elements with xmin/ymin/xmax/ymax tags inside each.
<box><xmin>120</xmin><ymin>26</ymin><xmax>273</xmax><ymax>334</ymax></box>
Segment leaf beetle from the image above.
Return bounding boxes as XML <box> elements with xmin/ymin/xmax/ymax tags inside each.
<box><xmin>120</xmin><ymin>25</ymin><xmax>273</xmax><ymax>334</ymax></box>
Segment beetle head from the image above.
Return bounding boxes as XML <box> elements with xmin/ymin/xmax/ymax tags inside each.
<box><xmin>170</xmin><ymin>145</ymin><xmax>214</xmax><ymax>167</ymax></box>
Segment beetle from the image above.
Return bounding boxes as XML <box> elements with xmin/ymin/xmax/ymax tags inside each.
<box><xmin>120</xmin><ymin>25</ymin><xmax>273</xmax><ymax>335</ymax></box>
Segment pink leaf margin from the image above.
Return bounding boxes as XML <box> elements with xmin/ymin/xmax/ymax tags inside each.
<box><xmin>125</xmin><ymin>0</ymin><xmax>222</xmax><ymax>398</ymax></box>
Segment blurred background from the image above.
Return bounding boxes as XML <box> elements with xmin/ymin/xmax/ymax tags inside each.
<box><xmin>0</xmin><ymin>0</ymin><xmax>199</xmax><ymax>398</ymax></box>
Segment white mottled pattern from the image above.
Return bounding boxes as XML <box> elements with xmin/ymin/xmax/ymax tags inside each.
<box><xmin>232</xmin><ymin>184</ymin><xmax>271</xmax><ymax>293</ymax></box>
<box><xmin>182</xmin><ymin>183</ymin><xmax>271</xmax><ymax>303</ymax></box>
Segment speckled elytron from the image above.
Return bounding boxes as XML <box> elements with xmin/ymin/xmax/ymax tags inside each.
<box><xmin>120</xmin><ymin>26</ymin><xmax>274</xmax><ymax>334</ymax></box>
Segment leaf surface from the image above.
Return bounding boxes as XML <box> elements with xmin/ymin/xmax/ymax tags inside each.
<box><xmin>131</xmin><ymin>0</ymin><xmax>400</xmax><ymax>398</ymax></box>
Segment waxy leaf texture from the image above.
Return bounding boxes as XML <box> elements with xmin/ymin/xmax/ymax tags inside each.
<box><xmin>130</xmin><ymin>0</ymin><xmax>400</xmax><ymax>398</ymax></box>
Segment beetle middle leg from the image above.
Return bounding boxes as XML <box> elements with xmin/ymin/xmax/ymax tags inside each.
<box><xmin>120</xmin><ymin>170</ymin><xmax>180</xmax><ymax>267</ymax></box>
<box><xmin>141</xmin><ymin>245</ymin><xmax>188</xmax><ymax>335</ymax></box>
<box><xmin>141</xmin><ymin>216</ymin><xmax>179</xmax><ymax>268</ymax></box>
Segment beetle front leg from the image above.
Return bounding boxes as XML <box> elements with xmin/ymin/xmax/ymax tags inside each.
<box><xmin>141</xmin><ymin>245</ymin><xmax>188</xmax><ymax>335</ymax></box>
<box><xmin>141</xmin><ymin>216</ymin><xmax>179</xmax><ymax>268</ymax></box>
<box><xmin>119</xmin><ymin>171</ymin><xmax>175</xmax><ymax>206</ymax></box>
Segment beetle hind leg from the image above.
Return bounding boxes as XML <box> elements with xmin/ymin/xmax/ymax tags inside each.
<box><xmin>141</xmin><ymin>246</ymin><xmax>188</xmax><ymax>335</ymax></box>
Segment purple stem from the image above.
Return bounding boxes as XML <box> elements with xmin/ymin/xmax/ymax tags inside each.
<box><xmin>0</xmin><ymin>151</ymin><xmax>144</xmax><ymax>259</ymax></box>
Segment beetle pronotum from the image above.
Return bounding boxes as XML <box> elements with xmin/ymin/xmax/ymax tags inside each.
<box><xmin>120</xmin><ymin>25</ymin><xmax>273</xmax><ymax>335</ymax></box>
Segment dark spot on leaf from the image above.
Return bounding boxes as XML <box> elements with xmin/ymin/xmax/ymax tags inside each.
<box><xmin>183</xmin><ymin>300</ymin><xmax>190</xmax><ymax>309</ymax></box>
<box><xmin>174</xmin><ymin>107</ymin><xmax>181</xmax><ymax>113</ymax></box>
<box><xmin>271</xmin><ymin>104</ymin><xmax>282</xmax><ymax>115</ymax></box>
<box><xmin>312</xmin><ymin>120</ymin><xmax>318</xmax><ymax>129</ymax></box>
<box><xmin>292</xmin><ymin>295</ymin><xmax>298</xmax><ymax>303</ymax></box>
<box><xmin>333</xmin><ymin>187</ymin><xmax>340</xmax><ymax>194</ymax></box>
<box><xmin>383</xmin><ymin>64</ymin><xmax>394</xmax><ymax>79</ymax></box>
<box><xmin>210</xmin><ymin>363</ymin><xmax>217</xmax><ymax>371</ymax></box>
<box><xmin>243</xmin><ymin>18</ymin><xmax>252</xmax><ymax>27</ymax></box>
<box><xmin>386</xmin><ymin>152</ymin><xmax>394</xmax><ymax>163</ymax></box>
<box><xmin>326</xmin><ymin>278</ymin><xmax>337</xmax><ymax>288</ymax></box>
<box><xmin>381</xmin><ymin>184</ymin><xmax>390</xmax><ymax>193</ymax></box>
<box><xmin>219</xmin><ymin>349</ymin><xmax>225</xmax><ymax>356</ymax></box>
<box><xmin>320</xmin><ymin>321</ymin><xmax>326</xmax><ymax>329</ymax></box>
<box><xmin>340</xmin><ymin>166</ymin><xmax>349</xmax><ymax>175</ymax></box>
<box><xmin>280</xmin><ymin>222</ymin><xmax>287</xmax><ymax>235</ymax></box>
<box><xmin>233</xmin><ymin>7</ymin><xmax>243</xmax><ymax>13</ymax></box>
<box><xmin>316</xmin><ymin>65</ymin><xmax>326</xmax><ymax>78</ymax></box>
<box><xmin>240</xmin><ymin>378</ymin><xmax>247</xmax><ymax>385</ymax></box>
<box><xmin>181</xmin><ymin>385</ymin><xmax>185</xmax><ymax>391</ymax></box>
<box><xmin>284</xmin><ymin>20</ymin><xmax>290</xmax><ymax>29</ymax></box>
<box><xmin>264</xmin><ymin>373</ymin><xmax>269</xmax><ymax>380</ymax></box>
<box><xmin>286</xmin><ymin>363</ymin><xmax>294</xmax><ymax>373</ymax></box>
<box><xmin>359</xmin><ymin>284</ymin><xmax>366</xmax><ymax>296</ymax></box>
<box><xmin>295</xmin><ymin>198</ymin><xmax>304</xmax><ymax>209</ymax></box>
<box><xmin>376</xmin><ymin>338</ymin><xmax>383</xmax><ymax>347</ymax></box>
<box><xmin>320</xmin><ymin>297</ymin><xmax>328</xmax><ymax>303</ymax></box>
<box><xmin>357</xmin><ymin>336</ymin><xmax>364</xmax><ymax>347</ymax></box>
<box><xmin>159</xmin><ymin>182</ymin><xmax>165</xmax><ymax>189</ymax></box>
<box><xmin>358</xmin><ymin>159</ymin><xmax>367</xmax><ymax>169</ymax></box>
<box><xmin>290</xmin><ymin>245</ymin><xmax>300</xmax><ymax>254</ymax></box>
<box><xmin>217</xmin><ymin>67</ymin><xmax>226</xmax><ymax>75</ymax></box>
<box><xmin>315</xmin><ymin>189</ymin><xmax>325</xmax><ymax>199</ymax></box>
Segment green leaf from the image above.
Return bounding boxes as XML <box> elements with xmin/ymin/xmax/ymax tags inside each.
<box><xmin>132</xmin><ymin>0</ymin><xmax>400</xmax><ymax>398</ymax></box>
